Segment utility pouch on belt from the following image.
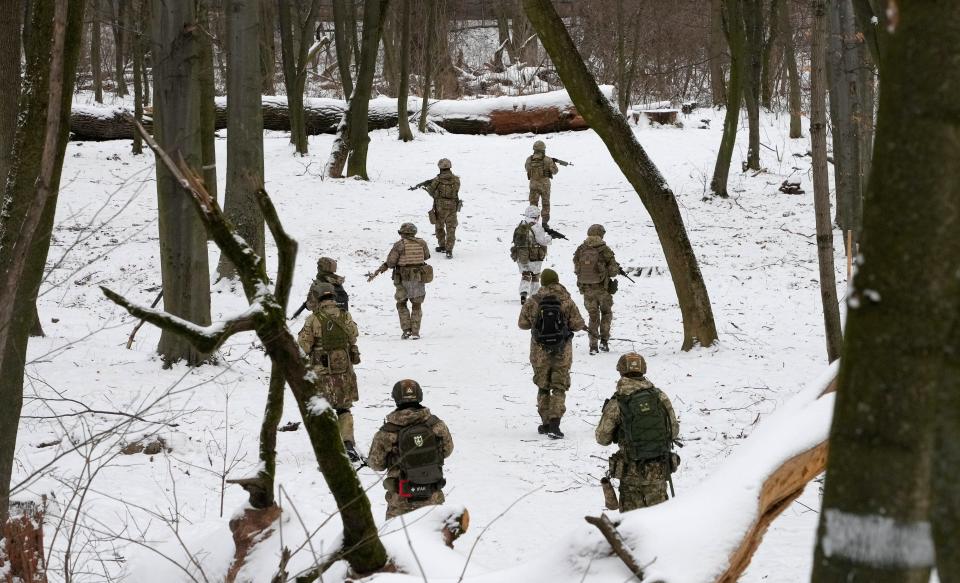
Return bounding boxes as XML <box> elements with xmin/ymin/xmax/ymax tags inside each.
<box><xmin>608</xmin><ymin>278</ymin><xmax>619</xmax><ymax>295</ymax></box>
<box><xmin>608</xmin><ymin>451</ymin><xmax>624</xmax><ymax>480</ymax></box>
<box><xmin>428</xmin><ymin>209</ymin><xmax>437</xmax><ymax>225</ymax></box>
<box><xmin>349</xmin><ymin>345</ymin><xmax>361</xmax><ymax>365</ymax></box>
<box><xmin>420</xmin><ymin>264</ymin><xmax>434</xmax><ymax>284</ymax></box>
<box><xmin>327</xmin><ymin>349</ymin><xmax>349</xmax><ymax>374</ymax></box>
<box><xmin>669</xmin><ymin>452</ymin><xmax>681</xmax><ymax>474</ymax></box>
<box><xmin>399</xmin><ymin>480</ymin><xmax>436</xmax><ymax>501</ymax></box>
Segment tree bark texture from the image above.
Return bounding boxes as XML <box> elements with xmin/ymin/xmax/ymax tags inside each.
<box><xmin>131</xmin><ymin>0</ymin><xmax>144</xmax><ymax>155</ymax></box>
<box><xmin>110</xmin><ymin>0</ymin><xmax>127</xmax><ymax>97</ymax></box>
<box><xmin>396</xmin><ymin>0</ymin><xmax>413</xmax><ymax>141</ymax></box>
<box><xmin>417</xmin><ymin>0</ymin><xmax>435</xmax><ymax>133</ymax></box>
<box><xmin>759</xmin><ymin>0</ymin><xmax>780</xmax><ymax>109</ymax></box>
<box><xmin>198</xmin><ymin>0</ymin><xmax>218</xmax><ymax>198</ymax></box>
<box><xmin>808</xmin><ymin>0</ymin><xmax>843</xmax><ymax>364</ymax></box>
<box><xmin>277</xmin><ymin>0</ymin><xmax>320</xmax><ymax>155</ymax></box>
<box><xmin>780</xmin><ymin>0</ymin><xmax>802</xmax><ymax>138</ymax></box>
<box><xmin>811</xmin><ymin>2</ymin><xmax>960</xmax><ymax>581</ymax></box>
<box><xmin>741</xmin><ymin>0</ymin><xmax>763</xmax><ymax>171</ymax></box>
<box><xmin>522</xmin><ymin>0</ymin><xmax>718</xmax><ymax>351</ymax></box>
<box><xmin>709</xmin><ymin>0</ymin><xmax>727</xmax><ymax>106</ymax></box>
<box><xmin>0</xmin><ymin>0</ymin><xmax>21</xmax><ymax>187</ymax></box>
<box><xmin>259</xmin><ymin>0</ymin><xmax>276</xmax><ymax>95</ymax></box>
<box><xmin>0</xmin><ymin>0</ymin><xmax>85</xmax><ymax>525</ymax></box>
<box><xmin>332</xmin><ymin>0</ymin><xmax>355</xmax><ymax>99</ymax></box>
<box><xmin>711</xmin><ymin>0</ymin><xmax>746</xmax><ymax>197</ymax></box>
<box><xmin>344</xmin><ymin>0</ymin><xmax>389</xmax><ymax>179</ymax></box>
<box><xmin>90</xmin><ymin>0</ymin><xmax>103</xmax><ymax>103</ymax></box>
<box><xmin>218</xmin><ymin>0</ymin><xmax>265</xmax><ymax>280</ymax></box>
<box><xmin>151</xmin><ymin>0</ymin><xmax>212</xmax><ymax>366</ymax></box>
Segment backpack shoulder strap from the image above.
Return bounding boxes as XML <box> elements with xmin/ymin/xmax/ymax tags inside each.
<box><xmin>380</xmin><ymin>421</ymin><xmax>403</xmax><ymax>433</ymax></box>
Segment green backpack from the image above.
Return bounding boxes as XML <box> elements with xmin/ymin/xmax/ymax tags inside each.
<box><xmin>315</xmin><ymin>311</ymin><xmax>352</xmax><ymax>373</ymax></box>
<box><xmin>618</xmin><ymin>388</ymin><xmax>672</xmax><ymax>463</ymax></box>
<box><xmin>385</xmin><ymin>416</ymin><xmax>446</xmax><ymax>500</ymax></box>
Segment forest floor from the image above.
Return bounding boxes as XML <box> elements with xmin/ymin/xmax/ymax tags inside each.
<box><xmin>16</xmin><ymin>106</ymin><xmax>843</xmax><ymax>582</ymax></box>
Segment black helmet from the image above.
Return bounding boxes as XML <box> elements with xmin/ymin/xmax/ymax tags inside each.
<box><xmin>391</xmin><ymin>379</ymin><xmax>423</xmax><ymax>406</ymax></box>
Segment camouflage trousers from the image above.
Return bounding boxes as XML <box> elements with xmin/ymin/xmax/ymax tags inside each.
<box><xmin>433</xmin><ymin>209</ymin><xmax>458</xmax><ymax>252</ymax></box>
<box><xmin>384</xmin><ymin>488</ymin><xmax>445</xmax><ymax>519</ymax></box>
<box><xmin>517</xmin><ymin>260</ymin><xmax>544</xmax><ymax>296</ymax></box>
<box><xmin>394</xmin><ymin>283</ymin><xmax>425</xmax><ymax>335</ymax></box>
<box><xmin>580</xmin><ymin>284</ymin><xmax>614</xmax><ymax>349</ymax></box>
<box><xmin>528</xmin><ymin>178</ymin><xmax>552</xmax><ymax>224</ymax></box>
<box><xmin>618</xmin><ymin>460</ymin><xmax>669</xmax><ymax>512</ymax></box>
<box><xmin>312</xmin><ymin>370</ymin><xmax>359</xmax><ymax>444</ymax></box>
<box><xmin>530</xmin><ymin>340</ymin><xmax>572</xmax><ymax>423</ymax></box>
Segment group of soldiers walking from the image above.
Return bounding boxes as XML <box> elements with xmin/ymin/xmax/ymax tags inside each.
<box><xmin>295</xmin><ymin>140</ymin><xmax>680</xmax><ymax>518</ymax></box>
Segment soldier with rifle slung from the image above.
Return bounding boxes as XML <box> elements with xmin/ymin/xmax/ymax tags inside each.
<box><xmin>409</xmin><ymin>158</ymin><xmax>462</xmax><ymax>259</ymax></box>
<box><xmin>292</xmin><ymin>256</ymin><xmax>349</xmax><ymax>319</ymax></box>
<box><xmin>573</xmin><ymin>224</ymin><xmax>629</xmax><ymax>354</ymax></box>
<box><xmin>524</xmin><ymin>140</ymin><xmax>573</xmax><ymax>227</ymax></box>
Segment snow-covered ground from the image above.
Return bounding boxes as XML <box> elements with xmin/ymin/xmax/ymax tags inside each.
<box><xmin>15</xmin><ymin>105</ymin><xmax>841</xmax><ymax>582</ymax></box>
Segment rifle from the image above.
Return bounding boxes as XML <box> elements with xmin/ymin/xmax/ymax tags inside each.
<box><xmin>543</xmin><ymin>226</ymin><xmax>567</xmax><ymax>240</ymax></box>
<box><xmin>407</xmin><ymin>179</ymin><xmax>432</xmax><ymax>191</ymax></box>
<box><xmin>290</xmin><ymin>301</ymin><xmax>309</xmax><ymax>320</ymax></box>
<box><xmin>618</xmin><ymin>267</ymin><xmax>636</xmax><ymax>284</ymax></box>
<box><xmin>366</xmin><ymin>264</ymin><xmax>388</xmax><ymax>282</ymax></box>
<box><xmin>551</xmin><ymin>157</ymin><xmax>573</xmax><ymax>167</ymax></box>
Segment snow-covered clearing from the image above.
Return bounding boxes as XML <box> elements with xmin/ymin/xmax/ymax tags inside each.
<box><xmin>17</xmin><ymin>106</ymin><xmax>841</xmax><ymax>581</ymax></box>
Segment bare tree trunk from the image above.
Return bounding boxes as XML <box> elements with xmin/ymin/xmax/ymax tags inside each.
<box><xmin>332</xmin><ymin>0</ymin><xmax>354</xmax><ymax>98</ymax></box>
<box><xmin>0</xmin><ymin>0</ymin><xmax>85</xmax><ymax>525</ymax></box>
<box><xmin>110</xmin><ymin>0</ymin><xmax>127</xmax><ymax>97</ymax></box>
<box><xmin>218</xmin><ymin>0</ymin><xmax>265</xmax><ymax>280</ymax></box>
<box><xmin>523</xmin><ymin>0</ymin><xmax>718</xmax><ymax>351</ymax></box>
<box><xmin>131</xmin><ymin>0</ymin><xmax>144</xmax><ymax>155</ymax></box>
<box><xmin>781</xmin><ymin>0</ymin><xmax>802</xmax><ymax>138</ymax></box>
<box><xmin>759</xmin><ymin>0</ymin><xmax>780</xmax><ymax>110</ymax></box>
<box><xmin>198</xmin><ymin>0</ymin><xmax>217</xmax><ymax>198</ymax></box>
<box><xmin>0</xmin><ymin>0</ymin><xmax>21</xmax><ymax>186</ymax></box>
<box><xmin>277</xmin><ymin>0</ymin><xmax>320</xmax><ymax>155</ymax></box>
<box><xmin>151</xmin><ymin>0</ymin><xmax>212</xmax><ymax>366</ymax></box>
<box><xmin>709</xmin><ymin>0</ymin><xmax>727</xmax><ymax>106</ymax></box>
<box><xmin>742</xmin><ymin>0</ymin><xmax>763</xmax><ymax>171</ymax></box>
<box><xmin>396</xmin><ymin>0</ymin><xmax>413</xmax><ymax>142</ymax></box>
<box><xmin>344</xmin><ymin>0</ymin><xmax>389</xmax><ymax>179</ymax></box>
<box><xmin>139</xmin><ymin>2</ymin><xmax>150</xmax><ymax>107</ymax></box>
<box><xmin>808</xmin><ymin>0</ymin><xmax>843</xmax><ymax>364</ymax></box>
<box><xmin>417</xmin><ymin>0</ymin><xmax>434</xmax><ymax>133</ymax></box>
<box><xmin>90</xmin><ymin>0</ymin><xmax>103</xmax><ymax>103</ymax></box>
<box><xmin>812</xmin><ymin>3</ymin><xmax>960</xmax><ymax>582</ymax></box>
<box><xmin>711</xmin><ymin>0</ymin><xmax>745</xmax><ymax>197</ymax></box>
<box><xmin>259</xmin><ymin>0</ymin><xmax>276</xmax><ymax>95</ymax></box>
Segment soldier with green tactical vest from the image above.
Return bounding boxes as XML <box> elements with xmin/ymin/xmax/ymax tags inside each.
<box><xmin>369</xmin><ymin>223</ymin><xmax>433</xmax><ymax>339</ymax></box>
<box><xmin>518</xmin><ymin>269</ymin><xmax>587</xmax><ymax>439</ymax></box>
<box><xmin>525</xmin><ymin>140</ymin><xmax>560</xmax><ymax>227</ymax></box>
<box><xmin>596</xmin><ymin>353</ymin><xmax>680</xmax><ymax>511</ymax></box>
<box><xmin>425</xmin><ymin>158</ymin><xmax>462</xmax><ymax>259</ymax></box>
<box><xmin>367</xmin><ymin>379</ymin><xmax>454</xmax><ymax>519</ymax></box>
<box><xmin>297</xmin><ymin>283</ymin><xmax>363</xmax><ymax>462</ymax></box>
<box><xmin>573</xmin><ymin>224</ymin><xmax>622</xmax><ymax>354</ymax></box>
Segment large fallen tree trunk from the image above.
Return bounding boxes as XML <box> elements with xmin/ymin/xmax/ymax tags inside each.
<box><xmin>68</xmin><ymin>87</ymin><xmax>615</xmax><ymax>141</ymax></box>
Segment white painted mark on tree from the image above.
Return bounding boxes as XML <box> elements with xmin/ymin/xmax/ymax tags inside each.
<box><xmin>821</xmin><ymin>509</ymin><xmax>934</xmax><ymax>568</ymax></box>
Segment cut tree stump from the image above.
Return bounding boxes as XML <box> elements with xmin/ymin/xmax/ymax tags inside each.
<box><xmin>634</xmin><ymin>109</ymin><xmax>680</xmax><ymax>125</ymax></box>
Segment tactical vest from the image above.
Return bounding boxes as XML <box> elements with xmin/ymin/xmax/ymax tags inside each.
<box><xmin>382</xmin><ymin>415</ymin><xmax>445</xmax><ymax>500</ymax></box>
<box><xmin>618</xmin><ymin>388</ymin><xmax>672</xmax><ymax>463</ymax></box>
<box><xmin>397</xmin><ymin>238</ymin><xmax>427</xmax><ymax>266</ymax></box>
<box><xmin>576</xmin><ymin>244</ymin><xmax>607</xmax><ymax>285</ymax></box>
<box><xmin>435</xmin><ymin>175</ymin><xmax>459</xmax><ymax>200</ymax></box>
<box><xmin>312</xmin><ymin>310</ymin><xmax>352</xmax><ymax>374</ymax></box>
<box><xmin>512</xmin><ymin>222</ymin><xmax>546</xmax><ymax>262</ymax></box>
<box><xmin>532</xmin><ymin>295</ymin><xmax>571</xmax><ymax>351</ymax></box>
<box><xmin>527</xmin><ymin>155</ymin><xmax>548</xmax><ymax>180</ymax></box>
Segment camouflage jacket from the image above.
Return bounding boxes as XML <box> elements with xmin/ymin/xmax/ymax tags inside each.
<box><xmin>573</xmin><ymin>236</ymin><xmax>621</xmax><ymax>286</ymax></box>
<box><xmin>596</xmin><ymin>377</ymin><xmax>679</xmax><ymax>447</ymax></box>
<box><xmin>427</xmin><ymin>171</ymin><xmax>461</xmax><ymax>203</ymax></box>
<box><xmin>525</xmin><ymin>153</ymin><xmax>559</xmax><ymax>181</ymax></box>
<box><xmin>518</xmin><ymin>283</ymin><xmax>586</xmax><ymax>333</ymax></box>
<box><xmin>297</xmin><ymin>299</ymin><xmax>359</xmax><ymax>367</ymax></box>
<box><xmin>367</xmin><ymin>406</ymin><xmax>454</xmax><ymax>479</ymax></box>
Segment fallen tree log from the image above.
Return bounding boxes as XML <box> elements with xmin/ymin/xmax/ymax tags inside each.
<box><xmin>68</xmin><ymin>87</ymin><xmax>615</xmax><ymax>141</ymax></box>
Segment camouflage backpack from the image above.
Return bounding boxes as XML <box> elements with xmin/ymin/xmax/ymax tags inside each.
<box><xmin>308</xmin><ymin>279</ymin><xmax>350</xmax><ymax>312</ymax></box>
<box><xmin>527</xmin><ymin>155</ymin><xmax>549</xmax><ymax>180</ymax></box>
<box><xmin>618</xmin><ymin>388</ymin><xmax>672</xmax><ymax>463</ymax></box>
<box><xmin>576</xmin><ymin>244</ymin><xmax>606</xmax><ymax>285</ymax></box>
<box><xmin>435</xmin><ymin>175</ymin><xmax>459</xmax><ymax>200</ymax></box>
<box><xmin>532</xmin><ymin>295</ymin><xmax>571</xmax><ymax>352</ymax></box>
<box><xmin>385</xmin><ymin>416</ymin><xmax>445</xmax><ymax>500</ymax></box>
<box><xmin>315</xmin><ymin>311</ymin><xmax>352</xmax><ymax>374</ymax></box>
<box><xmin>511</xmin><ymin>222</ymin><xmax>546</xmax><ymax>262</ymax></box>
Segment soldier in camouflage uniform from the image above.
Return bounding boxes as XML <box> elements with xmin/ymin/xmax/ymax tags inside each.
<box><xmin>573</xmin><ymin>224</ymin><xmax>622</xmax><ymax>354</ymax></box>
<box><xmin>525</xmin><ymin>140</ymin><xmax>560</xmax><ymax>227</ymax></box>
<box><xmin>596</xmin><ymin>353</ymin><xmax>680</xmax><ymax>511</ymax></box>
<box><xmin>517</xmin><ymin>269</ymin><xmax>587</xmax><ymax>439</ymax></box>
<box><xmin>306</xmin><ymin>256</ymin><xmax>349</xmax><ymax>313</ymax></box>
<box><xmin>511</xmin><ymin>205</ymin><xmax>553</xmax><ymax>305</ymax></box>
<box><xmin>371</xmin><ymin>223</ymin><xmax>432</xmax><ymax>339</ymax></box>
<box><xmin>367</xmin><ymin>379</ymin><xmax>454</xmax><ymax>519</ymax></box>
<box><xmin>297</xmin><ymin>283</ymin><xmax>363</xmax><ymax>462</ymax></box>
<box><xmin>426</xmin><ymin>158</ymin><xmax>462</xmax><ymax>259</ymax></box>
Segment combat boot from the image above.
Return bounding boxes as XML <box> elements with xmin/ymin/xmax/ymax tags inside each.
<box><xmin>600</xmin><ymin>339</ymin><xmax>610</xmax><ymax>352</ymax></box>
<box><xmin>520</xmin><ymin>292</ymin><xmax>527</xmax><ymax>305</ymax></box>
<box><xmin>402</xmin><ymin>330</ymin><xmax>412</xmax><ymax>339</ymax></box>
<box><xmin>446</xmin><ymin>250</ymin><xmax>453</xmax><ymax>259</ymax></box>
<box><xmin>344</xmin><ymin>441</ymin><xmax>363</xmax><ymax>464</ymax></box>
<box><xmin>435</xmin><ymin>245</ymin><xmax>445</xmax><ymax>252</ymax></box>
<box><xmin>537</xmin><ymin>423</ymin><xmax>548</xmax><ymax>434</ymax></box>
<box><xmin>546</xmin><ymin>418</ymin><xmax>564</xmax><ymax>439</ymax></box>
<box><xmin>589</xmin><ymin>342</ymin><xmax>599</xmax><ymax>355</ymax></box>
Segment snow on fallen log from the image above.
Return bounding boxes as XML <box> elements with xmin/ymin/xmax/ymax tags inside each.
<box><xmin>68</xmin><ymin>87</ymin><xmax>614</xmax><ymax>141</ymax></box>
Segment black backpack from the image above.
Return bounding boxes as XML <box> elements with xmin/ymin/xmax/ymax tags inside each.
<box><xmin>532</xmin><ymin>295</ymin><xmax>571</xmax><ymax>351</ymax></box>
<box><xmin>618</xmin><ymin>388</ymin><xmax>673</xmax><ymax>463</ymax></box>
<box><xmin>385</xmin><ymin>416</ymin><xmax>445</xmax><ymax>500</ymax></box>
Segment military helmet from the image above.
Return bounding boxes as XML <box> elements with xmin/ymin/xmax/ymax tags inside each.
<box><xmin>313</xmin><ymin>282</ymin><xmax>336</xmax><ymax>300</ymax></box>
<box><xmin>316</xmin><ymin>256</ymin><xmax>337</xmax><ymax>273</ymax></box>
<box><xmin>437</xmin><ymin>158</ymin><xmax>452</xmax><ymax>170</ymax></box>
<box><xmin>523</xmin><ymin>205</ymin><xmax>541</xmax><ymax>220</ymax></box>
<box><xmin>587</xmin><ymin>224</ymin><xmax>606</xmax><ymax>238</ymax></box>
<box><xmin>392</xmin><ymin>379</ymin><xmax>424</xmax><ymax>406</ymax></box>
<box><xmin>532</xmin><ymin>140</ymin><xmax>546</xmax><ymax>152</ymax></box>
<box><xmin>616</xmin><ymin>352</ymin><xmax>647</xmax><ymax>376</ymax></box>
<box><xmin>398</xmin><ymin>222</ymin><xmax>417</xmax><ymax>236</ymax></box>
